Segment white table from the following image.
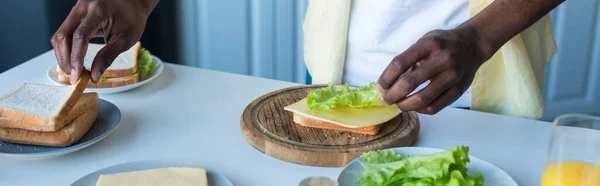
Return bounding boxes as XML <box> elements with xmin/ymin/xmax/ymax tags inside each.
<box><xmin>0</xmin><ymin>51</ymin><xmax>554</xmax><ymax>186</ymax></box>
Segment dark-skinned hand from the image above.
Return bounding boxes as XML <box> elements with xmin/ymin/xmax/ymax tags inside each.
<box><xmin>376</xmin><ymin>26</ymin><xmax>492</xmax><ymax>115</ymax></box>
<box><xmin>51</xmin><ymin>0</ymin><xmax>158</xmax><ymax>84</ymax></box>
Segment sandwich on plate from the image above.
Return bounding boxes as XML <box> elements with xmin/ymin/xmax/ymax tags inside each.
<box><xmin>284</xmin><ymin>82</ymin><xmax>402</xmax><ymax>135</ymax></box>
<box><xmin>56</xmin><ymin>41</ymin><xmax>155</xmax><ymax>88</ymax></box>
<box><xmin>0</xmin><ymin>74</ymin><xmax>100</xmax><ymax>147</ymax></box>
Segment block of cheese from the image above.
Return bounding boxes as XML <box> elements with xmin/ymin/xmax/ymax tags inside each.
<box><xmin>95</xmin><ymin>167</ymin><xmax>207</xmax><ymax>186</ymax></box>
<box><xmin>284</xmin><ymin>98</ymin><xmax>401</xmax><ymax>128</ymax></box>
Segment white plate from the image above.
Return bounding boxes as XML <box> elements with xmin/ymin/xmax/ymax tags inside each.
<box><xmin>71</xmin><ymin>159</ymin><xmax>234</xmax><ymax>186</ymax></box>
<box><xmin>337</xmin><ymin>147</ymin><xmax>517</xmax><ymax>186</ymax></box>
<box><xmin>47</xmin><ymin>55</ymin><xmax>164</xmax><ymax>94</ymax></box>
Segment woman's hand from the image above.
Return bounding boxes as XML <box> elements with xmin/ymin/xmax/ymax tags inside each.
<box><xmin>51</xmin><ymin>0</ymin><xmax>158</xmax><ymax>84</ymax></box>
<box><xmin>376</xmin><ymin>25</ymin><xmax>493</xmax><ymax>114</ymax></box>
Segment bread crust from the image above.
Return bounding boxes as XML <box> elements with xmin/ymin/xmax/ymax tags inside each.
<box><xmin>0</xmin><ymin>99</ymin><xmax>99</xmax><ymax>147</ymax></box>
<box><xmin>292</xmin><ymin>113</ymin><xmax>382</xmax><ymax>135</ymax></box>
<box><xmin>0</xmin><ymin>92</ymin><xmax>97</xmax><ymax>132</ymax></box>
<box><xmin>56</xmin><ymin>65</ymin><xmax>136</xmax><ymax>78</ymax></box>
<box><xmin>57</xmin><ymin>73</ymin><xmax>139</xmax><ymax>88</ymax></box>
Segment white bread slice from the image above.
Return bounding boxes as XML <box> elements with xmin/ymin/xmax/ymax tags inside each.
<box><xmin>0</xmin><ymin>77</ymin><xmax>90</xmax><ymax>132</ymax></box>
<box><xmin>0</xmin><ymin>95</ymin><xmax>100</xmax><ymax>147</ymax></box>
<box><xmin>56</xmin><ymin>42</ymin><xmax>141</xmax><ymax>77</ymax></box>
<box><xmin>56</xmin><ymin>65</ymin><xmax>114</xmax><ymax>78</ymax></box>
<box><xmin>57</xmin><ymin>72</ymin><xmax>140</xmax><ymax>88</ymax></box>
<box><xmin>292</xmin><ymin>113</ymin><xmax>383</xmax><ymax>135</ymax></box>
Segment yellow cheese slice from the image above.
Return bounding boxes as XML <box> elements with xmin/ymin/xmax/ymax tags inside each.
<box><xmin>284</xmin><ymin>98</ymin><xmax>401</xmax><ymax>128</ymax></box>
<box><xmin>95</xmin><ymin>167</ymin><xmax>207</xmax><ymax>186</ymax></box>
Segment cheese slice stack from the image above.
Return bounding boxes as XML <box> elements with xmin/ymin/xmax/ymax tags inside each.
<box><xmin>95</xmin><ymin>167</ymin><xmax>208</xmax><ymax>186</ymax></box>
<box><xmin>284</xmin><ymin>98</ymin><xmax>401</xmax><ymax>128</ymax></box>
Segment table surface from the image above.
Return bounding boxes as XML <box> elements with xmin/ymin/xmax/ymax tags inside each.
<box><xmin>0</xmin><ymin>51</ymin><xmax>555</xmax><ymax>186</ymax></box>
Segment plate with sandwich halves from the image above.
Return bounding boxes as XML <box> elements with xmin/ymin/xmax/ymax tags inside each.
<box><xmin>47</xmin><ymin>42</ymin><xmax>164</xmax><ymax>94</ymax></box>
<box><xmin>337</xmin><ymin>146</ymin><xmax>517</xmax><ymax>186</ymax></box>
<box><xmin>0</xmin><ymin>80</ymin><xmax>121</xmax><ymax>160</ymax></box>
<box><xmin>71</xmin><ymin>159</ymin><xmax>233</xmax><ymax>186</ymax></box>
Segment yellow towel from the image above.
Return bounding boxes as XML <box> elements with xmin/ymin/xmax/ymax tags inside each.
<box><xmin>303</xmin><ymin>0</ymin><xmax>557</xmax><ymax>120</ymax></box>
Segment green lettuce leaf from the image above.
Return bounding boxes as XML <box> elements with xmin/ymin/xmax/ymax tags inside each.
<box><xmin>137</xmin><ymin>49</ymin><xmax>155</xmax><ymax>80</ymax></box>
<box><xmin>306</xmin><ymin>82</ymin><xmax>384</xmax><ymax>111</ymax></box>
<box><xmin>356</xmin><ymin>146</ymin><xmax>484</xmax><ymax>186</ymax></box>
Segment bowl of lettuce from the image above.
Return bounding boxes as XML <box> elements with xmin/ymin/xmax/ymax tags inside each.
<box><xmin>337</xmin><ymin>146</ymin><xmax>517</xmax><ymax>186</ymax></box>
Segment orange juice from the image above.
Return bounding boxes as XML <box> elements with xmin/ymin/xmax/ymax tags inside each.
<box><xmin>541</xmin><ymin>161</ymin><xmax>600</xmax><ymax>186</ymax></box>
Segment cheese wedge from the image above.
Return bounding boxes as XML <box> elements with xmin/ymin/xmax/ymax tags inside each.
<box><xmin>95</xmin><ymin>167</ymin><xmax>208</xmax><ymax>186</ymax></box>
<box><xmin>284</xmin><ymin>98</ymin><xmax>401</xmax><ymax>128</ymax></box>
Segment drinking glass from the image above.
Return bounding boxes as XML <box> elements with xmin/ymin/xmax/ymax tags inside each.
<box><xmin>541</xmin><ymin>114</ymin><xmax>600</xmax><ymax>186</ymax></box>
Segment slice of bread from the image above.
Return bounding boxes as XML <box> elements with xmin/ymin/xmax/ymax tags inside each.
<box><xmin>292</xmin><ymin>113</ymin><xmax>382</xmax><ymax>135</ymax></box>
<box><xmin>0</xmin><ymin>81</ymin><xmax>93</xmax><ymax>132</ymax></box>
<box><xmin>56</xmin><ymin>42</ymin><xmax>141</xmax><ymax>78</ymax></box>
<box><xmin>0</xmin><ymin>96</ymin><xmax>100</xmax><ymax>147</ymax></box>
<box><xmin>284</xmin><ymin>98</ymin><xmax>401</xmax><ymax>135</ymax></box>
<box><xmin>57</xmin><ymin>72</ymin><xmax>140</xmax><ymax>88</ymax></box>
<box><xmin>56</xmin><ymin>65</ymin><xmax>112</xmax><ymax>79</ymax></box>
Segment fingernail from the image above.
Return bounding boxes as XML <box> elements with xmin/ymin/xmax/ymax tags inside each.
<box><xmin>70</xmin><ymin>69</ymin><xmax>77</xmax><ymax>84</ymax></box>
<box><xmin>376</xmin><ymin>83</ymin><xmax>386</xmax><ymax>93</ymax></box>
<box><xmin>380</xmin><ymin>96</ymin><xmax>391</xmax><ymax>106</ymax></box>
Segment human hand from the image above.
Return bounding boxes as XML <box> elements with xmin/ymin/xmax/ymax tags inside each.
<box><xmin>51</xmin><ymin>0</ymin><xmax>158</xmax><ymax>84</ymax></box>
<box><xmin>376</xmin><ymin>26</ymin><xmax>494</xmax><ymax>114</ymax></box>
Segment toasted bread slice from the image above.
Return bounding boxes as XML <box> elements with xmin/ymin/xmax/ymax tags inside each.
<box><xmin>56</xmin><ymin>42</ymin><xmax>141</xmax><ymax>77</ymax></box>
<box><xmin>0</xmin><ymin>97</ymin><xmax>100</xmax><ymax>147</ymax></box>
<box><xmin>0</xmin><ymin>75</ymin><xmax>89</xmax><ymax>132</ymax></box>
<box><xmin>57</xmin><ymin>72</ymin><xmax>139</xmax><ymax>88</ymax></box>
<box><xmin>292</xmin><ymin>113</ymin><xmax>382</xmax><ymax>135</ymax></box>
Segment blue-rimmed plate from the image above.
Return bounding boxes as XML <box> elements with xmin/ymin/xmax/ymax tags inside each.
<box><xmin>337</xmin><ymin>147</ymin><xmax>517</xmax><ymax>186</ymax></box>
<box><xmin>0</xmin><ymin>99</ymin><xmax>121</xmax><ymax>160</ymax></box>
<box><xmin>71</xmin><ymin>159</ymin><xmax>234</xmax><ymax>186</ymax></box>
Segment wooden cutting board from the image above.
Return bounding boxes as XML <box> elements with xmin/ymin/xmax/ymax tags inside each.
<box><xmin>240</xmin><ymin>85</ymin><xmax>420</xmax><ymax>167</ymax></box>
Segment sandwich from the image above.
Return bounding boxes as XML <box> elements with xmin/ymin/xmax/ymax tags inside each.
<box><xmin>56</xmin><ymin>41</ymin><xmax>155</xmax><ymax>88</ymax></box>
<box><xmin>0</xmin><ymin>74</ymin><xmax>100</xmax><ymax>147</ymax></box>
<box><xmin>284</xmin><ymin>83</ymin><xmax>402</xmax><ymax>135</ymax></box>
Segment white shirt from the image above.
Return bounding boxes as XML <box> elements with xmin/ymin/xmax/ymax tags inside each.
<box><xmin>343</xmin><ymin>0</ymin><xmax>471</xmax><ymax>108</ymax></box>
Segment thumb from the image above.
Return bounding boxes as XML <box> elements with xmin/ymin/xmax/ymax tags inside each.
<box><xmin>90</xmin><ymin>38</ymin><xmax>132</xmax><ymax>83</ymax></box>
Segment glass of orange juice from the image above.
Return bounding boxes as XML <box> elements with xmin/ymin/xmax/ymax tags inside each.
<box><xmin>541</xmin><ymin>114</ymin><xmax>600</xmax><ymax>186</ymax></box>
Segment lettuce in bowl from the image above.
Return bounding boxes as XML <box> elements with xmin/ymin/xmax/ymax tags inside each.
<box><xmin>356</xmin><ymin>146</ymin><xmax>484</xmax><ymax>186</ymax></box>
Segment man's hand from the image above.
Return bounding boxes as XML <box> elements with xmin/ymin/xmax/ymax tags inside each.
<box><xmin>376</xmin><ymin>26</ymin><xmax>490</xmax><ymax>114</ymax></box>
<box><xmin>51</xmin><ymin>0</ymin><xmax>158</xmax><ymax>84</ymax></box>
<box><xmin>376</xmin><ymin>0</ymin><xmax>565</xmax><ymax>114</ymax></box>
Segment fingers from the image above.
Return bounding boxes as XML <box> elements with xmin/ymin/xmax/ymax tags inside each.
<box><xmin>377</xmin><ymin>43</ymin><xmax>431</xmax><ymax>92</ymax></box>
<box><xmin>51</xmin><ymin>9</ymin><xmax>84</xmax><ymax>75</ymax></box>
<box><xmin>90</xmin><ymin>36</ymin><xmax>130</xmax><ymax>83</ymax></box>
<box><xmin>396</xmin><ymin>70</ymin><xmax>461</xmax><ymax>112</ymax></box>
<box><xmin>416</xmin><ymin>86</ymin><xmax>465</xmax><ymax>115</ymax></box>
<box><xmin>70</xmin><ymin>14</ymin><xmax>103</xmax><ymax>84</ymax></box>
<box><xmin>381</xmin><ymin>57</ymin><xmax>447</xmax><ymax>105</ymax></box>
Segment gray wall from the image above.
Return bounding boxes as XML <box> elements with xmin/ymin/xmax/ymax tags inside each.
<box><xmin>0</xmin><ymin>0</ymin><xmax>52</xmax><ymax>73</ymax></box>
